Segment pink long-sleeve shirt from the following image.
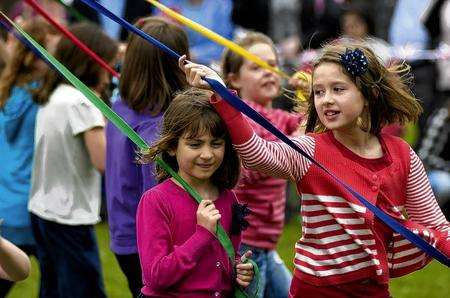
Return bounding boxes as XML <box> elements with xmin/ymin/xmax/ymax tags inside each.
<box><xmin>136</xmin><ymin>178</ymin><xmax>241</xmax><ymax>297</ymax></box>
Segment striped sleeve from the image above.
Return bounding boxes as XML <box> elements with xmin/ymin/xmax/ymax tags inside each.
<box><xmin>405</xmin><ymin>148</ymin><xmax>450</xmax><ymax>234</ymax></box>
<box><xmin>234</xmin><ymin>133</ymin><xmax>315</xmax><ymax>182</ymax></box>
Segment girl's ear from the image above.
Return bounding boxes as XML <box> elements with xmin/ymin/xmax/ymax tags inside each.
<box><xmin>227</xmin><ymin>72</ymin><xmax>242</xmax><ymax>90</ymax></box>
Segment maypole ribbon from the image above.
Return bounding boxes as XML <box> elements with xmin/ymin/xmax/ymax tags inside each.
<box><xmin>24</xmin><ymin>0</ymin><xmax>119</xmax><ymax>78</ymax></box>
<box><xmin>146</xmin><ymin>0</ymin><xmax>309</xmax><ymax>101</ymax></box>
<box><xmin>0</xmin><ymin>11</ymin><xmax>258</xmax><ymax>297</ymax></box>
<box><xmin>146</xmin><ymin>0</ymin><xmax>289</xmax><ymax>78</ymax></box>
<box><xmin>77</xmin><ymin>0</ymin><xmax>450</xmax><ymax>267</ymax></box>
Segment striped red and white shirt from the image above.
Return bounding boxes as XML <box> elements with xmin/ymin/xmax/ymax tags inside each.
<box><xmin>211</xmin><ymin>94</ymin><xmax>450</xmax><ymax>286</ymax></box>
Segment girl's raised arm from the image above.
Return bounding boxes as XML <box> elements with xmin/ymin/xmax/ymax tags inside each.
<box><xmin>178</xmin><ymin>56</ymin><xmax>314</xmax><ymax>181</ymax></box>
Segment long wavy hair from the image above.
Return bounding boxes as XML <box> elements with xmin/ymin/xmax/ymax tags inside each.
<box><xmin>0</xmin><ymin>19</ymin><xmax>54</xmax><ymax>108</ymax></box>
<box><xmin>305</xmin><ymin>42</ymin><xmax>422</xmax><ymax>134</ymax></box>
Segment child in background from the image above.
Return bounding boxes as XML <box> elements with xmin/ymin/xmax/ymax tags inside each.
<box><xmin>221</xmin><ymin>31</ymin><xmax>302</xmax><ymax>297</ymax></box>
<box><xmin>105</xmin><ymin>16</ymin><xmax>189</xmax><ymax>297</ymax></box>
<box><xmin>0</xmin><ymin>19</ymin><xmax>54</xmax><ymax>297</ymax></box>
<box><xmin>28</xmin><ymin>22</ymin><xmax>118</xmax><ymax>297</ymax></box>
<box><xmin>136</xmin><ymin>88</ymin><xmax>254</xmax><ymax>297</ymax></box>
<box><xmin>179</xmin><ymin>41</ymin><xmax>450</xmax><ymax>297</ymax></box>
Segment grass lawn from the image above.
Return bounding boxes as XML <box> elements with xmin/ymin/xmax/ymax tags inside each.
<box><xmin>8</xmin><ymin>219</ymin><xmax>450</xmax><ymax>298</ymax></box>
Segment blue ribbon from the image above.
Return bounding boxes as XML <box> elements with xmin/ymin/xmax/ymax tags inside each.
<box><xmin>79</xmin><ymin>0</ymin><xmax>450</xmax><ymax>267</ymax></box>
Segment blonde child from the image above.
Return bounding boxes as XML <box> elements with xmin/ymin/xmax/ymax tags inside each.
<box><xmin>136</xmin><ymin>88</ymin><xmax>254</xmax><ymax>297</ymax></box>
<box><xmin>179</xmin><ymin>42</ymin><xmax>450</xmax><ymax>297</ymax></box>
<box><xmin>221</xmin><ymin>31</ymin><xmax>304</xmax><ymax>297</ymax></box>
<box><xmin>105</xmin><ymin>16</ymin><xmax>189</xmax><ymax>297</ymax></box>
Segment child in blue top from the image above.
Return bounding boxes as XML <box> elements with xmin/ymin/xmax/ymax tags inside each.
<box><xmin>0</xmin><ymin>19</ymin><xmax>55</xmax><ymax>296</ymax></box>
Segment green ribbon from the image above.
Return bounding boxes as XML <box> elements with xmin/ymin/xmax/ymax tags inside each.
<box><xmin>1</xmin><ymin>12</ymin><xmax>258</xmax><ymax>297</ymax></box>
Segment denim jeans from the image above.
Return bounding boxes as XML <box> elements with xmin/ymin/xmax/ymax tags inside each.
<box><xmin>240</xmin><ymin>244</ymin><xmax>292</xmax><ymax>298</ymax></box>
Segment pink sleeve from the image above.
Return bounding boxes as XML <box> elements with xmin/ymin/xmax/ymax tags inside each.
<box><xmin>405</xmin><ymin>149</ymin><xmax>450</xmax><ymax>256</ymax></box>
<box><xmin>136</xmin><ymin>190</ymin><xmax>216</xmax><ymax>290</ymax></box>
<box><xmin>211</xmin><ymin>93</ymin><xmax>314</xmax><ymax>181</ymax></box>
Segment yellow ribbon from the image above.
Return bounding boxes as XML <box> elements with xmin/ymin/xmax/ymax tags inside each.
<box><xmin>146</xmin><ymin>0</ymin><xmax>312</xmax><ymax>101</ymax></box>
<box><xmin>147</xmin><ymin>0</ymin><xmax>290</xmax><ymax>78</ymax></box>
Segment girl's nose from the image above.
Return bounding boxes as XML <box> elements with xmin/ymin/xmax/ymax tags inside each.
<box><xmin>199</xmin><ymin>146</ymin><xmax>214</xmax><ymax>159</ymax></box>
<box><xmin>323</xmin><ymin>92</ymin><xmax>335</xmax><ymax>105</ymax></box>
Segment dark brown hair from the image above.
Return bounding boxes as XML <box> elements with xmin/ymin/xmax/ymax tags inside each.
<box><xmin>140</xmin><ymin>88</ymin><xmax>240</xmax><ymax>189</ymax></box>
<box><xmin>119</xmin><ymin>17</ymin><xmax>189</xmax><ymax>115</ymax></box>
<box><xmin>34</xmin><ymin>22</ymin><xmax>118</xmax><ymax>104</ymax></box>
<box><xmin>0</xmin><ymin>19</ymin><xmax>54</xmax><ymax>108</ymax></box>
<box><xmin>221</xmin><ymin>31</ymin><xmax>278</xmax><ymax>88</ymax></box>
<box><xmin>305</xmin><ymin>42</ymin><xmax>423</xmax><ymax>134</ymax></box>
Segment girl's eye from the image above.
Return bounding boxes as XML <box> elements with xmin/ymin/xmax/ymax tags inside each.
<box><xmin>211</xmin><ymin>141</ymin><xmax>224</xmax><ymax>148</ymax></box>
<box><xmin>334</xmin><ymin>87</ymin><xmax>345</xmax><ymax>92</ymax></box>
<box><xmin>188</xmin><ymin>143</ymin><xmax>200</xmax><ymax>148</ymax></box>
<box><xmin>313</xmin><ymin>89</ymin><xmax>324</xmax><ymax>96</ymax></box>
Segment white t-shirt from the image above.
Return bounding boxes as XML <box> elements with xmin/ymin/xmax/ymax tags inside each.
<box><xmin>28</xmin><ymin>84</ymin><xmax>105</xmax><ymax>225</ymax></box>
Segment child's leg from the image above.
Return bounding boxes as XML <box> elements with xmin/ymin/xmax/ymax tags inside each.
<box><xmin>239</xmin><ymin>244</ymin><xmax>267</xmax><ymax>298</ymax></box>
<box><xmin>30</xmin><ymin>213</ymin><xmax>59</xmax><ymax>298</ymax></box>
<box><xmin>32</xmin><ymin>215</ymin><xmax>106</xmax><ymax>298</ymax></box>
<box><xmin>265</xmin><ymin>250</ymin><xmax>292</xmax><ymax>298</ymax></box>
<box><xmin>114</xmin><ymin>253</ymin><xmax>142</xmax><ymax>297</ymax></box>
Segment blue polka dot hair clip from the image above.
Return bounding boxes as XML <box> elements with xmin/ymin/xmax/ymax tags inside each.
<box><xmin>340</xmin><ymin>48</ymin><xmax>368</xmax><ymax>77</ymax></box>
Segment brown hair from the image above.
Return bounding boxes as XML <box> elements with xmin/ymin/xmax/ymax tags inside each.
<box><xmin>221</xmin><ymin>31</ymin><xmax>278</xmax><ymax>88</ymax></box>
<box><xmin>305</xmin><ymin>42</ymin><xmax>423</xmax><ymax>134</ymax></box>
<box><xmin>119</xmin><ymin>17</ymin><xmax>189</xmax><ymax>115</ymax></box>
<box><xmin>140</xmin><ymin>88</ymin><xmax>240</xmax><ymax>189</ymax></box>
<box><xmin>34</xmin><ymin>22</ymin><xmax>118</xmax><ymax>104</ymax></box>
<box><xmin>0</xmin><ymin>19</ymin><xmax>54</xmax><ymax>108</ymax></box>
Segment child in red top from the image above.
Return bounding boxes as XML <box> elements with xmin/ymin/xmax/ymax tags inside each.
<box><xmin>221</xmin><ymin>31</ymin><xmax>303</xmax><ymax>297</ymax></box>
<box><xmin>136</xmin><ymin>88</ymin><xmax>254</xmax><ymax>297</ymax></box>
<box><xmin>178</xmin><ymin>41</ymin><xmax>450</xmax><ymax>298</ymax></box>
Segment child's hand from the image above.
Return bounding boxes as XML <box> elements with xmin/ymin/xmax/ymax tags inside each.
<box><xmin>236</xmin><ymin>250</ymin><xmax>254</xmax><ymax>287</ymax></box>
<box><xmin>196</xmin><ymin>199</ymin><xmax>221</xmax><ymax>234</ymax></box>
<box><xmin>178</xmin><ymin>55</ymin><xmax>225</xmax><ymax>90</ymax></box>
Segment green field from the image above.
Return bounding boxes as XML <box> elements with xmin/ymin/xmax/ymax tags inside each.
<box><xmin>8</xmin><ymin>219</ymin><xmax>450</xmax><ymax>298</ymax></box>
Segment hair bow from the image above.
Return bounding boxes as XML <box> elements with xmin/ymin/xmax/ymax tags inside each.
<box><xmin>340</xmin><ymin>48</ymin><xmax>368</xmax><ymax>76</ymax></box>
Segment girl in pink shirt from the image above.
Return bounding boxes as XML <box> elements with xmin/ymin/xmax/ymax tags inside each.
<box><xmin>178</xmin><ymin>41</ymin><xmax>450</xmax><ymax>298</ymax></box>
<box><xmin>136</xmin><ymin>88</ymin><xmax>254</xmax><ymax>297</ymax></box>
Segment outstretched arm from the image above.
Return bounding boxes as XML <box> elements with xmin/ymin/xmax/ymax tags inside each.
<box><xmin>178</xmin><ymin>56</ymin><xmax>314</xmax><ymax>182</ymax></box>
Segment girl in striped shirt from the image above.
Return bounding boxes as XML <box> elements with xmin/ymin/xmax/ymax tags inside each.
<box><xmin>178</xmin><ymin>41</ymin><xmax>450</xmax><ymax>298</ymax></box>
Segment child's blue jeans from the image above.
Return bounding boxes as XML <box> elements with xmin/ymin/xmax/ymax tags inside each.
<box><xmin>30</xmin><ymin>213</ymin><xmax>106</xmax><ymax>298</ymax></box>
<box><xmin>240</xmin><ymin>244</ymin><xmax>292</xmax><ymax>298</ymax></box>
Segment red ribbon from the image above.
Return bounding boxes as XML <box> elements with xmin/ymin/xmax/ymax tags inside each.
<box><xmin>24</xmin><ymin>0</ymin><xmax>119</xmax><ymax>78</ymax></box>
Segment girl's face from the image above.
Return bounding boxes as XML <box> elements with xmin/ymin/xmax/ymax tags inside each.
<box><xmin>171</xmin><ymin>131</ymin><xmax>225</xmax><ymax>186</ymax></box>
<box><xmin>229</xmin><ymin>43</ymin><xmax>281</xmax><ymax>107</ymax></box>
<box><xmin>312</xmin><ymin>62</ymin><xmax>367</xmax><ymax>132</ymax></box>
